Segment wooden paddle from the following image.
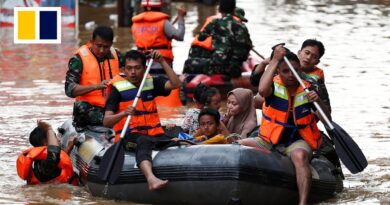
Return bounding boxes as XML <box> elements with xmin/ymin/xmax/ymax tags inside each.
<box><xmin>283</xmin><ymin>56</ymin><xmax>367</xmax><ymax>174</ymax></box>
<box><xmin>98</xmin><ymin>59</ymin><xmax>154</xmax><ymax>184</ymax></box>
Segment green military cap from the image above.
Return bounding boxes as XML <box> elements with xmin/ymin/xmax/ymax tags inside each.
<box><xmin>234</xmin><ymin>7</ymin><xmax>248</xmax><ymax>23</ymax></box>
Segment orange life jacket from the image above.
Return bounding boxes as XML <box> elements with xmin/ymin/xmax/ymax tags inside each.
<box><xmin>16</xmin><ymin>146</ymin><xmax>74</xmax><ymax>185</ymax></box>
<box><xmin>260</xmin><ymin>76</ymin><xmax>322</xmax><ymax>150</ymax></box>
<box><xmin>131</xmin><ymin>11</ymin><xmax>174</xmax><ymax>62</ymax></box>
<box><xmin>75</xmin><ymin>43</ymin><xmax>120</xmax><ymax>108</ymax></box>
<box><xmin>306</xmin><ymin>66</ymin><xmax>325</xmax><ymax>82</ymax></box>
<box><xmin>110</xmin><ymin>75</ymin><xmax>165</xmax><ymax>142</ymax></box>
<box><xmin>191</xmin><ymin>15</ymin><xmax>242</xmax><ymax>51</ymax></box>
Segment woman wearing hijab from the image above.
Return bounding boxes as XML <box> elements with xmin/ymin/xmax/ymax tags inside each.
<box><xmin>222</xmin><ymin>88</ymin><xmax>257</xmax><ymax>139</ymax></box>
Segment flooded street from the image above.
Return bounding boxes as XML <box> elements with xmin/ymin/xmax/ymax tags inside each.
<box><xmin>1</xmin><ymin>0</ymin><xmax>389</xmax><ymax>204</ymax></box>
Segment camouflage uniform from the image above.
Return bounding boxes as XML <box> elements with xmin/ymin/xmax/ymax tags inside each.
<box><xmin>186</xmin><ymin>8</ymin><xmax>248</xmax><ymax>60</ymax></box>
<box><xmin>187</xmin><ymin>45</ymin><xmax>213</xmax><ymax>59</ymax></box>
<box><xmin>65</xmin><ymin>49</ymin><xmax>124</xmax><ymax>128</ymax></box>
<box><xmin>183</xmin><ymin>14</ymin><xmax>252</xmax><ymax>77</ymax></box>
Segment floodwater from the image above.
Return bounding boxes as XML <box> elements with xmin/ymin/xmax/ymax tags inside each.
<box><xmin>0</xmin><ymin>0</ymin><xmax>389</xmax><ymax>204</ymax></box>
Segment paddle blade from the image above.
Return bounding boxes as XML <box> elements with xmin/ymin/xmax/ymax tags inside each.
<box><xmin>97</xmin><ymin>139</ymin><xmax>125</xmax><ymax>184</ymax></box>
<box><xmin>327</xmin><ymin>122</ymin><xmax>368</xmax><ymax>174</ymax></box>
<box><xmin>108</xmin><ymin>146</ymin><xmax>125</xmax><ymax>184</ymax></box>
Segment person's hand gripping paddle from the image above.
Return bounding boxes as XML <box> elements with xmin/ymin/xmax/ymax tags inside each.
<box><xmin>98</xmin><ymin>59</ymin><xmax>154</xmax><ymax>184</ymax></box>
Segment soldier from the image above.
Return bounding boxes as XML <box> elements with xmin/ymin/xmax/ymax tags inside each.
<box><xmin>183</xmin><ymin>0</ymin><xmax>252</xmax><ymax>77</ymax></box>
<box><xmin>65</xmin><ymin>26</ymin><xmax>124</xmax><ymax>128</ymax></box>
<box><xmin>186</xmin><ymin>7</ymin><xmax>248</xmax><ymax>59</ymax></box>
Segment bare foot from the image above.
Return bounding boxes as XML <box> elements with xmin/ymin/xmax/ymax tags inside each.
<box><xmin>148</xmin><ymin>177</ymin><xmax>168</xmax><ymax>191</ymax></box>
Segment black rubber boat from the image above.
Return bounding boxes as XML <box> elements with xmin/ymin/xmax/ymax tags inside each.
<box><xmin>58</xmin><ymin>120</ymin><xmax>343</xmax><ymax>205</ymax></box>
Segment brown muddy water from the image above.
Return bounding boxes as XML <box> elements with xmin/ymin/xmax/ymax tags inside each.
<box><xmin>0</xmin><ymin>0</ymin><xmax>389</xmax><ymax>204</ymax></box>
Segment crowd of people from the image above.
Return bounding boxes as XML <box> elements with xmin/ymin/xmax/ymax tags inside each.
<box><xmin>17</xmin><ymin>0</ymin><xmax>339</xmax><ymax>204</ymax></box>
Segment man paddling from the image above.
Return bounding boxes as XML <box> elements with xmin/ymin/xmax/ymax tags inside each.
<box><xmin>103</xmin><ymin>50</ymin><xmax>181</xmax><ymax>191</ymax></box>
<box><xmin>250</xmin><ymin>40</ymin><xmax>331</xmax><ymax>112</ymax></box>
<box><xmin>240</xmin><ymin>46</ymin><xmax>331</xmax><ymax>205</ymax></box>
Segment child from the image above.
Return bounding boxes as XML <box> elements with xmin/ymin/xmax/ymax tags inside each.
<box><xmin>182</xmin><ymin>83</ymin><xmax>222</xmax><ymax>135</ymax></box>
<box><xmin>223</xmin><ymin>88</ymin><xmax>257</xmax><ymax>139</ymax></box>
<box><xmin>193</xmin><ymin>108</ymin><xmax>229</xmax><ymax>144</ymax></box>
<box><xmin>297</xmin><ymin>39</ymin><xmax>331</xmax><ymax>112</ymax></box>
<box><xmin>297</xmin><ymin>39</ymin><xmax>325</xmax><ymax>82</ymax></box>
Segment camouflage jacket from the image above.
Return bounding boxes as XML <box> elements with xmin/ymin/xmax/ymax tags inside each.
<box><xmin>65</xmin><ymin>49</ymin><xmax>124</xmax><ymax>127</ymax></box>
<box><xmin>198</xmin><ymin>14</ymin><xmax>252</xmax><ymax>77</ymax></box>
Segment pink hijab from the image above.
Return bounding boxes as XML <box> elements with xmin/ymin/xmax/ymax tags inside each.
<box><xmin>226</xmin><ymin>88</ymin><xmax>257</xmax><ymax>138</ymax></box>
